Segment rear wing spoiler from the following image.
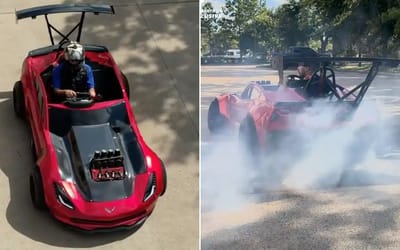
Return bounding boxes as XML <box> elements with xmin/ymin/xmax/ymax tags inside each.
<box><xmin>272</xmin><ymin>56</ymin><xmax>400</xmax><ymax>106</ymax></box>
<box><xmin>15</xmin><ymin>4</ymin><xmax>115</xmax><ymax>20</ymax></box>
<box><xmin>15</xmin><ymin>4</ymin><xmax>115</xmax><ymax>45</ymax></box>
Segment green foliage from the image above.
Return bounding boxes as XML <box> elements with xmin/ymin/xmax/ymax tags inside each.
<box><xmin>222</xmin><ymin>0</ymin><xmax>261</xmax><ymax>55</ymax></box>
<box><xmin>274</xmin><ymin>1</ymin><xmax>309</xmax><ymax>49</ymax></box>
<box><xmin>200</xmin><ymin>0</ymin><xmax>400</xmax><ymax>58</ymax></box>
<box><xmin>383</xmin><ymin>7</ymin><xmax>400</xmax><ymax>41</ymax></box>
<box><xmin>201</xmin><ymin>2</ymin><xmax>219</xmax><ymax>55</ymax></box>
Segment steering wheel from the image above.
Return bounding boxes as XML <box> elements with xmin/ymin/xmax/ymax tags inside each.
<box><xmin>287</xmin><ymin>74</ymin><xmax>303</xmax><ymax>81</ymax></box>
<box><xmin>63</xmin><ymin>92</ymin><xmax>95</xmax><ymax>108</ymax></box>
<box><xmin>286</xmin><ymin>74</ymin><xmax>306</xmax><ymax>88</ymax></box>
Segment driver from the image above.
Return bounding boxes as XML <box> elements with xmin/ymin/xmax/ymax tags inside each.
<box><xmin>297</xmin><ymin>64</ymin><xmax>331</xmax><ymax>98</ymax></box>
<box><xmin>52</xmin><ymin>41</ymin><xmax>96</xmax><ymax>99</ymax></box>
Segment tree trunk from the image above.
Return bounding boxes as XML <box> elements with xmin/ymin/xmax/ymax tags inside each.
<box><xmin>320</xmin><ymin>36</ymin><xmax>328</xmax><ymax>53</ymax></box>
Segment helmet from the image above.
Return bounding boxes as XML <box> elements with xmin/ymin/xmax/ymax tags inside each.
<box><xmin>64</xmin><ymin>41</ymin><xmax>85</xmax><ymax>63</ymax></box>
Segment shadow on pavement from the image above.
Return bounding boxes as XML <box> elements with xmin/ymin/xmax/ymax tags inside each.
<box><xmin>202</xmin><ymin>190</ymin><xmax>400</xmax><ymax>249</ymax></box>
<box><xmin>60</xmin><ymin>1</ymin><xmax>199</xmax><ymax>164</ymax></box>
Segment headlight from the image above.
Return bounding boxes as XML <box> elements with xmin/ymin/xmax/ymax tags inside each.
<box><xmin>143</xmin><ymin>173</ymin><xmax>156</xmax><ymax>202</ymax></box>
<box><xmin>54</xmin><ymin>183</ymin><xmax>75</xmax><ymax>210</ymax></box>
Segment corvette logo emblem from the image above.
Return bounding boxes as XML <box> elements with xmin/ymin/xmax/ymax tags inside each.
<box><xmin>105</xmin><ymin>206</ymin><xmax>116</xmax><ymax>214</ymax></box>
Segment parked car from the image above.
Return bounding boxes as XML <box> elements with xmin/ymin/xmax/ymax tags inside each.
<box><xmin>272</xmin><ymin>46</ymin><xmax>322</xmax><ymax>69</ymax></box>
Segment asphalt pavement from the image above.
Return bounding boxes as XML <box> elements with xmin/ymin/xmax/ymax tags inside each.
<box><xmin>201</xmin><ymin>65</ymin><xmax>400</xmax><ymax>249</ymax></box>
<box><xmin>0</xmin><ymin>1</ymin><xmax>199</xmax><ymax>250</ymax></box>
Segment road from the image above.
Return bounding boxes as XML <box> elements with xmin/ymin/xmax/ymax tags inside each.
<box><xmin>201</xmin><ymin>65</ymin><xmax>400</xmax><ymax>249</ymax></box>
<box><xmin>0</xmin><ymin>1</ymin><xmax>198</xmax><ymax>250</ymax></box>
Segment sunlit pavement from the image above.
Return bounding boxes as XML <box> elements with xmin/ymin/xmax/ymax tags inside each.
<box><xmin>0</xmin><ymin>1</ymin><xmax>198</xmax><ymax>250</ymax></box>
<box><xmin>201</xmin><ymin>65</ymin><xmax>400</xmax><ymax>249</ymax></box>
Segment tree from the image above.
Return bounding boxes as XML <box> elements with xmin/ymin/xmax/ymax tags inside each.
<box><xmin>246</xmin><ymin>7</ymin><xmax>276</xmax><ymax>53</ymax></box>
<box><xmin>212</xmin><ymin>28</ymin><xmax>238</xmax><ymax>55</ymax></box>
<box><xmin>274</xmin><ymin>0</ymin><xmax>309</xmax><ymax>50</ymax></box>
<box><xmin>201</xmin><ymin>2</ymin><xmax>219</xmax><ymax>55</ymax></box>
<box><xmin>382</xmin><ymin>7</ymin><xmax>400</xmax><ymax>43</ymax></box>
<box><xmin>367</xmin><ymin>1</ymin><xmax>400</xmax><ymax>56</ymax></box>
<box><xmin>200</xmin><ymin>0</ymin><xmax>400</xmax><ymax>61</ymax></box>
<box><xmin>303</xmin><ymin>0</ymin><xmax>400</xmax><ymax>57</ymax></box>
<box><xmin>222</xmin><ymin>0</ymin><xmax>260</xmax><ymax>57</ymax></box>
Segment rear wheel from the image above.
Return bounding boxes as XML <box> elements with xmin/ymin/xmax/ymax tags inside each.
<box><xmin>30</xmin><ymin>167</ymin><xmax>46</xmax><ymax>210</ymax></box>
<box><xmin>207</xmin><ymin>98</ymin><xmax>229</xmax><ymax>134</ymax></box>
<box><xmin>239</xmin><ymin>114</ymin><xmax>260</xmax><ymax>162</ymax></box>
<box><xmin>31</xmin><ymin>137</ymin><xmax>37</xmax><ymax>162</ymax></box>
<box><xmin>13</xmin><ymin>81</ymin><xmax>25</xmax><ymax>119</ymax></box>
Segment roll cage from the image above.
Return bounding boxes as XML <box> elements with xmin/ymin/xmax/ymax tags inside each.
<box><xmin>273</xmin><ymin>55</ymin><xmax>400</xmax><ymax>107</ymax></box>
<box><xmin>15</xmin><ymin>4</ymin><xmax>115</xmax><ymax>45</ymax></box>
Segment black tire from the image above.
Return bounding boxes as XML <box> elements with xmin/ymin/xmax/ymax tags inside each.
<box><xmin>31</xmin><ymin>137</ymin><xmax>37</xmax><ymax>162</ymax></box>
<box><xmin>30</xmin><ymin>167</ymin><xmax>46</xmax><ymax>210</ymax></box>
<box><xmin>160</xmin><ymin>161</ymin><xmax>167</xmax><ymax>196</ymax></box>
<box><xmin>207</xmin><ymin>99</ymin><xmax>229</xmax><ymax>134</ymax></box>
<box><xmin>121</xmin><ymin>72</ymin><xmax>130</xmax><ymax>100</ymax></box>
<box><xmin>13</xmin><ymin>81</ymin><xmax>25</xmax><ymax>119</ymax></box>
<box><xmin>239</xmin><ymin>114</ymin><xmax>260</xmax><ymax>162</ymax></box>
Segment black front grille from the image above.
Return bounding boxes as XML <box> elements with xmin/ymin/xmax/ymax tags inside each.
<box><xmin>70</xmin><ymin>210</ymin><xmax>147</xmax><ymax>225</ymax></box>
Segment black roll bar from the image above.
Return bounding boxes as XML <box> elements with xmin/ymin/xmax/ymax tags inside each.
<box><xmin>274</xmin><ymin>55</ymin><xmax>400</xmax><ymax>107</ymax></box>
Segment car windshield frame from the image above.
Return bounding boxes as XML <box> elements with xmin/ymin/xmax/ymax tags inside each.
<box><xmin>48</xmin><ymin>100</ymin><xmax>131</xmax><ymax>137</ymax></box>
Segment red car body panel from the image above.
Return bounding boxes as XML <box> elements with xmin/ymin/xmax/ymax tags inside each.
<box><xmin>19</xmin><ymin>47</ymin><xmax>166</xmax><ymax>231</ymax></box>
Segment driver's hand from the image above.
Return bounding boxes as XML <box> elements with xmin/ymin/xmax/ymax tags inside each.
<box><xmin>64</xmin><ymin>90</ymin><xmax>77</xmax><ymax>98</ymax></box>
<box><xmin>89</xmin><ymin>88</ymin><xmax>96</xmax><ymax>99</ymax></box>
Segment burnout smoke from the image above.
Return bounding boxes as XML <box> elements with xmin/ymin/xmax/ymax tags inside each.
<box><xmin>268</xmin><ymin>97</ymin><xmax>399</xmax><ymax>191</ymax></box>
<box><xmin>201</xmin><ymin>137</ymin><xmax>255</xmax><ymax>212</ymax></box>
<box><xmin>203</xmin><ymin>77</ymin><xmax>400</xmax><ymax>212</ymax></box>
<box><xmin>282</xmin><ymin>102</ymin><xmax>362</xmax><ymax>189</ymax></box>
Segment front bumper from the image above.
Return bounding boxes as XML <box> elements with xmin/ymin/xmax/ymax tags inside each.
<box><xmin>49</xmin><ymin>201</ymin><xmax>156</xmax><ymax>232</ymax></box>
<box><xmin>61</xmin><ymin>214</ymin><xmax>149</xmax><ymax>234</ymax></box>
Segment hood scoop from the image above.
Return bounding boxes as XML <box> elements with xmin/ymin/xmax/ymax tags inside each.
<box><xmin>90</xmin><ymin>149</ymin><xmax>126</xmax><ymax>182</ymax></box>
<box><xmin>67</xmin><ymin>123</ymin><xmax>134</xmax><ymax>201</ymax></box>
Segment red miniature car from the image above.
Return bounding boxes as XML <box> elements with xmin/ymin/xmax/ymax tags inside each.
<box><xmin>13</xmin><ymin>4</ymin><xmax>166</xmax><ymax>232</ymax></box>
<box><xmin>208</xmin><ymin>57</ymin><xmax>400</xmax><ymax>161</ymax></box>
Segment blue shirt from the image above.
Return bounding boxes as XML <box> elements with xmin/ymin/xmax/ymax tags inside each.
<box><xmin>52</xmin><ymin>62</ymin><xmax>95</xmax><ymax>89</ymax></box>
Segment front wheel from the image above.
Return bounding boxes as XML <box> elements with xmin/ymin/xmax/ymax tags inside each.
<box><xmin>30</xmin><ymin>167</ymin><xmax>46</xmax><ymax>210</ymax></box>
<box><xmin>13</xmin><ymin>81</ymin><xmax>25</xmax><ymax>119</ymax></box>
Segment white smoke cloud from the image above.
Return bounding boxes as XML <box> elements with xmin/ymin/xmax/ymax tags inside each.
<box><xmin>201</xmin><ymin>139</ymin><xmax>255</xmax><ymax>212</ymax></box>
<box><xmin>202</xmin><ymin>94</ymin><xmax>400</xmax><ymax>212</ymax></box>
